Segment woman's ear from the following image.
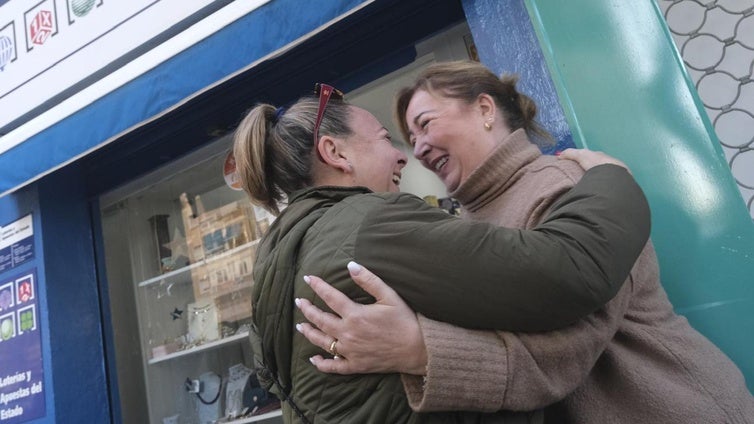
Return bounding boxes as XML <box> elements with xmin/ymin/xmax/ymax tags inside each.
<box><xmin>477</xmin><ymin>93</ymin><xmax>497</xmax><ymax>122</ymax></box>
<box><xmin>316</xmin><ymin>135</ymin><xmax>351</xmax><ymax>173</ymax></box>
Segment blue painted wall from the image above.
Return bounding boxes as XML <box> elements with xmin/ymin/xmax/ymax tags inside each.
<box><xmin>465</xmin><ymin>0</ymin><xmax>754</xmax><ymax>390</ymax></box>
<box><xmin>461</xmin><ymin>0</ymin><xmax>574</xmax><ymax>154</ymax></box>
<box><xmin>36</xmin><ymin>163</ymin><xmax>110</xmax><ymax>423</ymax></box>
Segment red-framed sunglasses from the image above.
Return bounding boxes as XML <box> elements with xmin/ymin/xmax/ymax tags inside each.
<box><xmin>313</xmin><ymin>83</ymin><xmax>345</xmax><ymax>161</ymax></box>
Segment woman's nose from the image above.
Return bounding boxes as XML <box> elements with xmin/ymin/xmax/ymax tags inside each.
<box><xmin>413</xmin><ymin>138</ymin><xmax>430</xmax><ymax>159</ymax></box>
<box><xmin>395</xmin><ymin>148</ymin><xmax>408</xmax><ymax>167</ymax></box>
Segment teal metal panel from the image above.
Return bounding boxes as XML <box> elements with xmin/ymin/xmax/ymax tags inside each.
<box><xmin>524</xmin><ymin>0</ymin><xmax>754</xmax><ymax>389</ymax></box>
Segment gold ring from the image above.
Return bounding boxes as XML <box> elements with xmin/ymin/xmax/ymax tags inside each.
<box><xmin>329</xmin><ymin>339</ymin><xmax>339</xmax><ymax>357</ymax></box>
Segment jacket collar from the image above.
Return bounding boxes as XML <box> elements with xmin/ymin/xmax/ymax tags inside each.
<box><xmin>287</xmin><ymin>185</ymin><xmax>372</xmax><ymax>204</ymax></box>
<box><xmin>266</xmin><ymin>186</ymin><xmax>372</xmax><ymax>239</ymax></box>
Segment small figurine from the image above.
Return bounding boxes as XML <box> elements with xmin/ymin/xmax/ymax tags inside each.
<box><xmin>170</xmin><ymin>307</ymin><xmax>183</xmax><ymax>320</ymax></box>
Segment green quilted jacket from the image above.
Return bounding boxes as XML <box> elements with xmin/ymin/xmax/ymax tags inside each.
<box><xmin>250</xmin><ymin>165</ymin><xmax>649</xmax><ymax>423</ymax></box>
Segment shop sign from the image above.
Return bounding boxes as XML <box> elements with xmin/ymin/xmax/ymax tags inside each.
<box><xmin>0</xmin><ymin>0</ymin><xmax>268</xmax><ymax>138</ymax></box>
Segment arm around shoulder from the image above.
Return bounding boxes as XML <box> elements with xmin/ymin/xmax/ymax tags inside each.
<box><xmin>354</xmin><ymin>167</ymin><xmax>649</xmax><ymax>331</ymax></box>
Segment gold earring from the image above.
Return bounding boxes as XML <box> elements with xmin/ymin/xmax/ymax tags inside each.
<box><xmin>484</xmin><ymin>121</ymin><xmax>492</xmax><ymax>131</ymax></box>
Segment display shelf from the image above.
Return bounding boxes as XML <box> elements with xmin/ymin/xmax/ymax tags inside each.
<box><xmin>138</xmin><ymin>239</ymin><xmax>260</xmax><ymax>288</ymax></box>
<box><xmin>149</xmin><ymin>331</ymin><xmax>250</xmax><ymax>365</ymax></box>
<box><xmin>224</xmin><ymin>409</ymin><xmax>282</xmax><ymax>423</ymax></box>
<box><xmin>98</xmin><ymin>141</ymin><xmax>281</xmax><ymax>423</ymax></box>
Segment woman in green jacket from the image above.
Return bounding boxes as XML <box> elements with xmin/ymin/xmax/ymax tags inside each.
<box><xmin>234</xmin><ymin>83</ymin><xmax>649</xmax><ymax>423</ymax></box>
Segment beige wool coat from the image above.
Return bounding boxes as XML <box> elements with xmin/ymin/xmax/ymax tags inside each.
<box><xmin>401</xmin><ymin>129</ymin><xmax>754</xmax><ymax>423</ymax></box>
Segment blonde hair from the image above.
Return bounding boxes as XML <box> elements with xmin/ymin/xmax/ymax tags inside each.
<box><xmin>232</xmin><ymin>96</ymin><xmax>352</xmax><ymax>215</ymax></box>
<box><xmin>395</xmin><ymin>60</ymin><xmax>551</xmax><ymax>145</ymax></box>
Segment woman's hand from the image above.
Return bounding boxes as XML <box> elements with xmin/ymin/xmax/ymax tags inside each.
<box><xmin>295</xmin><ymin>262</ymin><xmax>428</xmax><ymax>375</ymax></box>
<box><xmin>558</xmin><ymin>148</ymin><xmax>630</xmax><ymax>173</ymax></box>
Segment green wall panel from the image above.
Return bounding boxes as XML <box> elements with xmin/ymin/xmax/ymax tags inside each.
<box><xmin>525</xmin><ymin>0</ymin><xmax>754</xmax><ymax>389</ymax></box>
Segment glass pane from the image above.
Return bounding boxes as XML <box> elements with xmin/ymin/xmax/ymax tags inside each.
<box><xmin>99</xmin><ymin>135</ymin><xmax>281</xmax><ymax>424</ymax></box>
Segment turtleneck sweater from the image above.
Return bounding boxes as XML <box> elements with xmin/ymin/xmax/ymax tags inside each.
<box><xmin>450</xmin><ymin>129</ymin><xmax>565</xmax><ymax>228</ymax></box>
<box><xmin>451</xmin><ymin>129</ymin><xmax>540</xmax><ymax>209</ymax></box>
<box><xmin>401</xmin><ymin>129</ymin><xmax>754</xmax><ymax>423</ymax></box>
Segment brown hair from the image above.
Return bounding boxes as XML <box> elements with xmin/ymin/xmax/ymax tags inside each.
<box><xmin>394</xmin><ymin>60</ymin><xmax>551</xmax><ymax>145</ymax></box>
<box><xmin>232</xmin><ymin>96</ymin><xmax>352</xmax><ymax>215</ymax></box>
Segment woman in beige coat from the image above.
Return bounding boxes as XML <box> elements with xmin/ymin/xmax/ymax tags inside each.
<box><xmin>296</xmin><ymin>60</ymin><xmax>754</xmax><ymax>423</ymax></box>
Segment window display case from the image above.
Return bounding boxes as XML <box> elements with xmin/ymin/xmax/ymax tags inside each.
<box><xmin>99</xmin><ymin>136</ymin><xmax>282</xmax><ymax>424</ymax></box>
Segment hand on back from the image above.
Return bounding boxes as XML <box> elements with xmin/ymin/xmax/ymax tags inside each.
<box><xmin>295</xmin><ymin>262</ymin><xmax>428</xmax><ymax>375</ymax></box>
<box><xmin>558</xmin><ymin>148</ymin><xmax>631</xmax><ymax>173</ymax></box>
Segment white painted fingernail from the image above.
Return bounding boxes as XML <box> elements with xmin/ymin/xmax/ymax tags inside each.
<box><xmin>296</xmin><ymin>323</ymin><xmax>303</xmax><ymax>333</ymax></box>
<box><xmin>347</xmin><ymin>261</ymin><xmax>362</xmax><ymax>275</ymax></box>
<box><xmin>303</xmin><ymin>275</ymin><xmax>311</xmax><ymax>284</ymax></box>
<box><xmin>309</xmin><ymin>357</ymin><xmax>316</xmax><ymax>365</ymax></box>
<box><xmin>294</xmin><ymin>298</ymin><xmax>301</xmax><ymax>307</ymax></box>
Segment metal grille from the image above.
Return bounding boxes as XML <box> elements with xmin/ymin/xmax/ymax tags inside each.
<box><xmin>658</xmin><ymin>0</ymin><xmax>754</xmax><ymax>219</ymax></box>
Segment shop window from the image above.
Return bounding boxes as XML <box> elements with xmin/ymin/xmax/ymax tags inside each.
<box><xmin>99</xmin><ymin>136</ymin><xmax>281</xmax><ymax>424</ymax></box>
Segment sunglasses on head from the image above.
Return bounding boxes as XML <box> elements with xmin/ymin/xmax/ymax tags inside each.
<box><xmin>313</xmin><ymin>83</ymin><xmax>345</xmax><ymax>161</ymax></box>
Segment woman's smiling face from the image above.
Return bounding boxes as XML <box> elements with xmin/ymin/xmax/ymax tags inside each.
<box><xmin>405</xmin><ymin>89</ymin><xmax>499</xmax><ymax>192</ymax></box>
<box><xmin>343</xmin><ymin>106</ymin><xmax>407</xmax><ymax>193</ymax></box>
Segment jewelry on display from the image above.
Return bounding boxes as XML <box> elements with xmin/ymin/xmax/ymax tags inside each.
<box><xmin>191</xmin><ymin>304</ymin><xmax>213</xmax><ymax>314</ymax></box>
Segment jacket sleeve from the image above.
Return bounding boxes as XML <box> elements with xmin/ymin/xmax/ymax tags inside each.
<box><xmin>401</xmin><ymin>269</ymin><xmax>634</xmax><ymax>412</ymax></box>
<box><xmin>354</xmin><ymin>164</ymin><xmax>650</xmax><ymax>331</ymax></box>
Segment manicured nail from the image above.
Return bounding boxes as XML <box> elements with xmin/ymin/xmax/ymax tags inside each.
<box><xmin>296</xmin><ymin>323</ymin><xmax>303</xmax><ymax>333</ymax></box>
<box><xmin>294</xmin><ymin>298</ymin><xmax>302</xmax><ymax>307</ymax></box>
<box><xmin>347</xmin><ymin>261</ymin><xmax>362</xmax><ymax>275</ymax></box>
<box><xmin>554</xmin><ymin>150</ymin><xmax>562</xmax><ymax>156</ymax></box>
<box><xmin>303</xmin><ymin>275</ymin><xmax>311</xmax><ymax>284</ymax></box>
<box><xmin>309</xmin><ymin>357</ymin><xmax>317</xmax><ymax>365</ymax></box>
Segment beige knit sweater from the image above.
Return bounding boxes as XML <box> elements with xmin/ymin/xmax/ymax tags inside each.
<box><xmin>402</xmin><ymin>129</ymin><xmax>754</xmax><ymax>423</ymax></box>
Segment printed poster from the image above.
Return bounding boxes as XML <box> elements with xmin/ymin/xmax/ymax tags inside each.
<box><xmin>0</xmin><ymin>214</ymin><xmax>33</xmax><ymax>273</ymax></box>
<box><xmin>0</xmin><ymin>269</ymin><xmax>44</xmax><ymax>423</ymax></box>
